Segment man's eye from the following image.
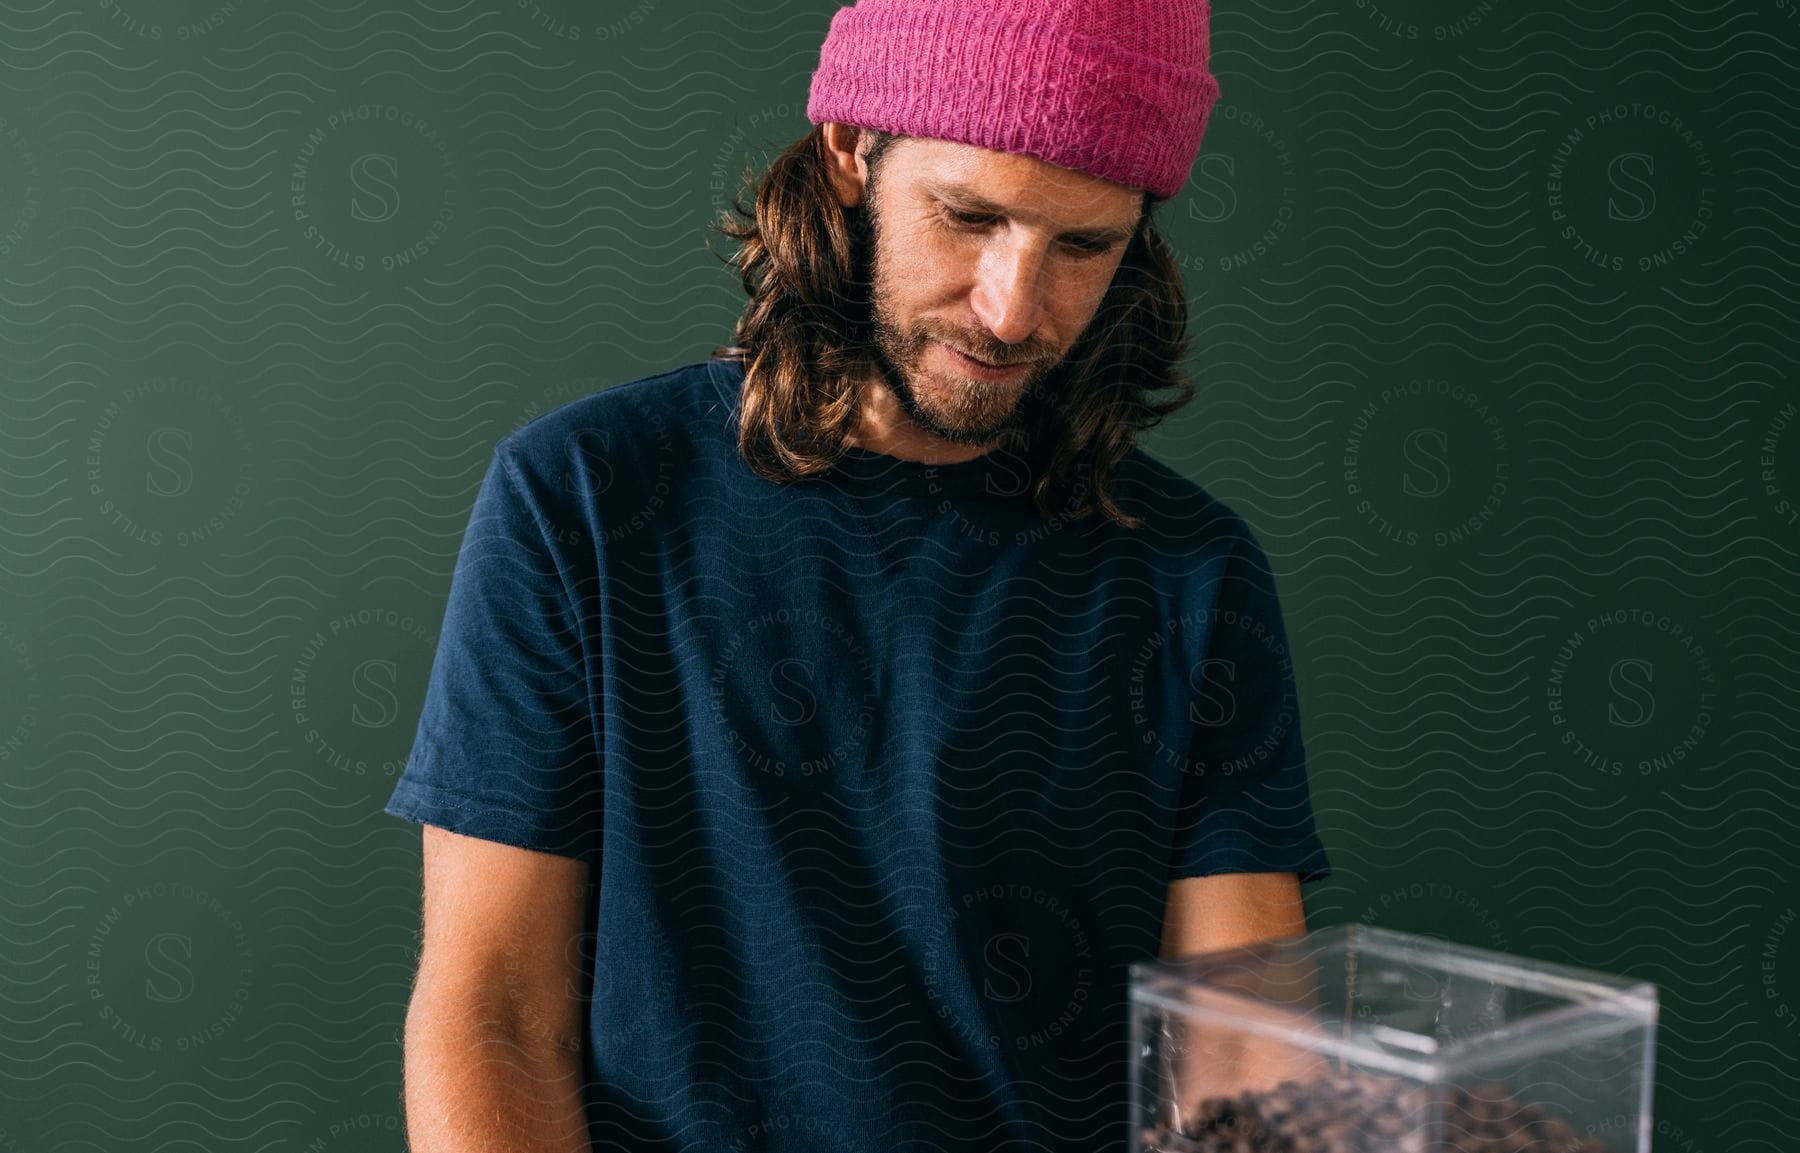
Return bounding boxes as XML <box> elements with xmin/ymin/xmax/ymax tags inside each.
<box><xmin>941</xmin><ymin>206</ymin><xmax>1110</xmax><ymax>256</ymax></box>
<box><xmin>945</xmin><ymin>207</ymin><xmax>995</xmax><ymax>228</ymax></box>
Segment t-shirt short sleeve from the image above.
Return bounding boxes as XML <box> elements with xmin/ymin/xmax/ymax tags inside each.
<box><xmin>382</xmin><ymin>441</ymin><xmax>603</xmax><ymax>869</ymax></box>
<box><xmin>1166</xmin><ymin>520</ymin><xmax>1332</xmax><ymax>885</ymax></box>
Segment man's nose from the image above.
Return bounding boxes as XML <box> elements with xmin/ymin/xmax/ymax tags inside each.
<box><xmin>968</xmin><ymin>240</ymin><xmax>1049</xmax><ymax>347</ymax></box>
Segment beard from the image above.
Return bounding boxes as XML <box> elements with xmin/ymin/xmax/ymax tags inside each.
<box><xmin>847</xmin><ymin>178</ymin><xmax>1064</xmax><ymax>451</ymax></box>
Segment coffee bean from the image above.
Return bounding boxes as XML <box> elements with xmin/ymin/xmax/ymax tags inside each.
<box><xmin>1140</xmin><ymin>1074</ymin><xmax>1622</xmax><ymax>1153</ymax></box>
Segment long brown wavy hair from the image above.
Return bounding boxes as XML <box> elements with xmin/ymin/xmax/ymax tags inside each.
<box><xmin>706</xmin><ymin>123</ymin><xmax>1195</xmax><ymax>529</ymax></box>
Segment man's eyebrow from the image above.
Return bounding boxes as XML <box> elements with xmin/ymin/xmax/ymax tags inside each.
<box><xmin>925</xmin><ymin>181</ymin><xmax>1137</xmax><ymax>246</ymax></box>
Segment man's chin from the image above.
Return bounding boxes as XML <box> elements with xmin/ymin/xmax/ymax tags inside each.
<box><xmin>920</xmin><ymin>423</ymin><xmax>1007</xmax><ymax>448</ymax></box>
<box><xmin>909</xmin><ymin>399</ymin><xmax>1029</xmax><ymax>448</ymax></box>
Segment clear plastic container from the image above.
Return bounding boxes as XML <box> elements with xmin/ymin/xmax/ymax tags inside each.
<box><xmin>1128</xmin><ymin>923</ymin><xmax>1658</xmax><ymax>1153</ymax></box>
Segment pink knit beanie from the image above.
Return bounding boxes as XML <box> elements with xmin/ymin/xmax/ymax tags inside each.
<box><xmin>805</xmin><ymin>0</ymin><xmax>1222</xmax><ymax>203</ymax></box>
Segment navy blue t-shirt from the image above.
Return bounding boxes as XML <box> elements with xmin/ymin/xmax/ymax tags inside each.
<box><xmin>384</xmin><ymin>356</ymin><xmax>1331</xmax><ymax>1153</ymax></box>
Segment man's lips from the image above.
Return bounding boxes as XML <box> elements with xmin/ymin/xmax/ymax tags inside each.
<box><xmin>938</xmin><ymin>341</ymin><xmax>1030</xmax><ymax>378</ymax></box>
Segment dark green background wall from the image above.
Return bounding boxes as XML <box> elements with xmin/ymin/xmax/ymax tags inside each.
<box><xmin>1</xmin><ymin>2</ymin><xmax>1793</xmax><ymax>1150</ymax></box>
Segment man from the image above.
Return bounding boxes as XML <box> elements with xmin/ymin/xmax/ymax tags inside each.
<box><xmin>384</xmin><ymin>1</ymin><xmax>1332</xmax><ymax>1151</ymax></box>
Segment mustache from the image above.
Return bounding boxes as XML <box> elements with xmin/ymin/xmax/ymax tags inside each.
<box><xmin>928</xmin><ymin>332</ymin><xmax>1044</xmax><ymax>368</ymax></box>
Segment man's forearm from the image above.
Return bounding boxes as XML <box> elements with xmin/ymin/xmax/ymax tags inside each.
<box><xmin>1155</xmin><ymin>946</ymin><xmax>1329</xmax><ymax>1127</ymax></box>
<box><xmin>402</xmin><ymin>990</ymin><xmax>592</xmax><ymax>1153</ymax></box>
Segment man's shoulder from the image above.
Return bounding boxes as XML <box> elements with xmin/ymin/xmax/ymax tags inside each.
<box><xmin>495</xmin><ymin>358</ymin><xmax>726</xmax><ymax>478</ymax></box>
<box><xmin>1119</xmin><ymin>444</ymin><xmax>1262</xmax><ymax>560</ymax></box>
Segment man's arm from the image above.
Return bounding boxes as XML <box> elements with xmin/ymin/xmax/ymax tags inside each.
<box><xmin>1158</xmin><ymin>871</ymin><xmax>1306</xmax><ymax>961</ymax></box>
<box><xmin>401</xmin><ymin>824</ymin><xmax>594</xmax><ymax>1153</ymax></box>
<box><xmin>1154</xmin><ymin>872</ymin><xmax>1316</xmax><ymax>1127</ymax></box>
